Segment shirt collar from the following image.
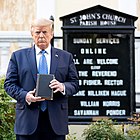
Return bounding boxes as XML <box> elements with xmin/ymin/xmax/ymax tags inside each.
<box><xmin>35</xmin><ymin>44</ymin><xmax>51</xmax><ymax>55</ymax></box>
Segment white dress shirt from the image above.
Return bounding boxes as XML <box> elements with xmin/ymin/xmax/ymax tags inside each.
<box><xmin>35</xmin><ymin>44</ymin><xmax>51</xmax><ymax>74</ymax></box>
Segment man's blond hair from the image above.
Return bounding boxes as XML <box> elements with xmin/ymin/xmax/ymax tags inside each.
<box><xmin>31</xmin><ymin>18</ymin><xmax>54</xmax><ymax>33</ymax></box>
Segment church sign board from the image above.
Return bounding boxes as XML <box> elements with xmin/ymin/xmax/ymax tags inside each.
<box><xmin>60</xmin><ymin>5</ymin><xmax>138</xmax><ymax>123</ymax></box>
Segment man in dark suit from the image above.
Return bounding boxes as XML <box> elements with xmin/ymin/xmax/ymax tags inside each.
<box><xmin>4</xmin><ymin>18</ymin><xmax>79</xmax><ymax>140</ymax></box>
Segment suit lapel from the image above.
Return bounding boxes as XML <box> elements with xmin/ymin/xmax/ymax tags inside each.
<box><xmin>50</xmin><ymin>48</ymin><xmax>59</xmax><ymax>74</ymax></box>
<box><xmin>26</xmin><ymin>46</ymin><xmax>37</xmax><ymax>83</ymax></box>
<box><xmin>26</xmin><ymin>46</ymin><xmax>59</xmax><ymax>81</ymax></box>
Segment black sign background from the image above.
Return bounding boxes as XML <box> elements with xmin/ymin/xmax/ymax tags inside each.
<box><xmin>67</xmin><ymin>33</ymin><xmax>132</xmax><ymax>121</ymax></box>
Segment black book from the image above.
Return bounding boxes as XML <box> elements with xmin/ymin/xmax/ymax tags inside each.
<box><xmin>35</xmin><ymin>74</ymin><xmax>54</xmax><ymax>100</ymax></box>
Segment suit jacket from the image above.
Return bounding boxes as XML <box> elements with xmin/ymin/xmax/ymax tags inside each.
<box><xmin>4</xmin><ymin>46</ymin><xmax>79</xmax><ymax>135</ymax></box>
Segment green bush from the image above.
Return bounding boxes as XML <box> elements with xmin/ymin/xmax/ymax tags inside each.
<box><xmin>82</xmin><ymin>119</ymin><xmax>127</xmax><ymax>140</ymax></box>
<box><xmin>67</xmin><ymin>133</ymin><xmax>78</xmax><ymax>140</ymax></box>
<box><xmin>126</xmin><ymin>124</ymin><xmax>140</xmax><ymax>140</ymax></box>
<box><xmin>126</xmin><ymin>113</ymin><xmax>140</xmax><ymax>140</ymax></box>
<box><xmin>0</xmin><ymin>76</ymin><xmax>16</xmax><ymax>140</ymax></box>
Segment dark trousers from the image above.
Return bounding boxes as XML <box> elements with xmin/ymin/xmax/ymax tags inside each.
<box><xmin>16</xmin><ymin>110</ymin><xmax>65</xmax><ymax>140</ymax></box>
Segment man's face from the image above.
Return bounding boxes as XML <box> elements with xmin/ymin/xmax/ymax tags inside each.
<box><xmin>31</xmin><ymin>26</ymin><xmax>53</xmax><ymax>50</ymax></box>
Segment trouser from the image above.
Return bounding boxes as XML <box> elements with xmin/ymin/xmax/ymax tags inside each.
<box><xmin>16</xmin><ymin>110</ymin><xmax>65</xmax><ymax>140</ymax></box>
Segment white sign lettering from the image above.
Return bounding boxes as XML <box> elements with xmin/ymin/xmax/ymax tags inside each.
<box><xmin>79</xmin><ymin>71</ymin><xmax>88</xmax><ymax>77</ymax></box>
<box><xmin>96</xmin><ymin>38</ymin><xmax>120</xmax><ymax>44</ymax></box>
<box><xmin>73</xmin><ymin>38</ymin><xmax>92</xmax><ymax>44</ymax></box>
<box><xmin>106</xmin><ymin>110</ymin><xmax>126</xmax><ymax>115</ymax></box>
<box><xmin>91</xmin><ymin>66</ymin><xmax>101</xmax><ymax>70</ymax></box>
<box><xmin>73</xmin><ymin>59</ymin><xmax>80</xmax><ymax>64</ymax></box>
<box><xmin>92</xmin><ymin>71</ymin><xmax>117</xmax><ymax>77</ymax></box>
<box><xmin>97</xmin><ymin>59</ymin><xmax>118</xmax><ymax>65</ymax></box>
<box><xmin>88</xmin><ymin>90</ymin><xmax>109</xmax><ymax>96</ymax></box>
<box><xmin>81</xmin><ymin>48</ymin><xmax>107</xmax><ymax>54</ymax></box>
<box><xmin>111</xmin><ymin>90</ymin><xmax>127</xmax><ymax>96</ymax></box>
<box><xmin>103</xmin><ymin>101</ymin><xmax>120</xmax><ymax>107</ymax></box>
<box><xmin>83</xmin><ymin>59</ymin><xmax>93</xmax><ymax>64</ymax></box>
<box><xmin>70</xmin><ymin>13</ymin><xmax>126</xmax><ymax>26</ymax></box>
<box><xmin>83</xmin><ymin>80</ymin><xmax>102</xmax><ymax>85</ymax></box>
<box><xmin>80</xmin><ymin>101</ymin><xmax>99</xmax><ymax>107</ymax></box>
<box><xmin>74</xmin><ymin>90</ymin><xmax>85</xmax><ymax>96</ymax></box>
<box><xmin>74</xmin><ymin>110</ymin><xmax>99</xmax><ymax>116</ymax></box>
<box><xmin>102</xmin><ymin>14</ymin><xmax>126</xmax><ymax>23</ymax></box>
<box><xmin>80</xmin><ymin>21</ymin><xmax>97</xmax><ymax>26</ymax></box>
<box><xmin>100</xmin><ymin>21</ymin><xmax>116</xmax><ymax>26</ymax></box>
<box><xmin>104</xmin><ymin>80</ymin><xmax>123</xmax><ymax>86</ymax></box>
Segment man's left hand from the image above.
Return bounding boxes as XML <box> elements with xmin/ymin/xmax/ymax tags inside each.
<box><xmin>49</xmin><ymin>79</ymin><xmax>64</xmax><ymax>93</ymax></box>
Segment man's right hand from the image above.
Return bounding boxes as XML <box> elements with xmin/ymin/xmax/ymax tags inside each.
<box><xmin>25</xmin><ymin>89</ymin><xmax>45</xmax><ymax>105</ymax></box>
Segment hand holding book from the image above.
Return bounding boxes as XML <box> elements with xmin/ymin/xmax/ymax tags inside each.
<box><xmin>35</xmin><ymin>74</ymin><xmax>65</xmax><ymax>100</ymax></box>
<box><xmin>49</xmin><ymin>79</ymin><xmax>65</xmax><ymax>93</ymax></box>
<box><xmin>26</xmin><ymin>89</ymin><xmax>45</xmax><ymax>105</ymax></box>
<box><xmin>35</xmin><ymin>74</ymin><xmax>55</xmax><ymax>100</ymax></box>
